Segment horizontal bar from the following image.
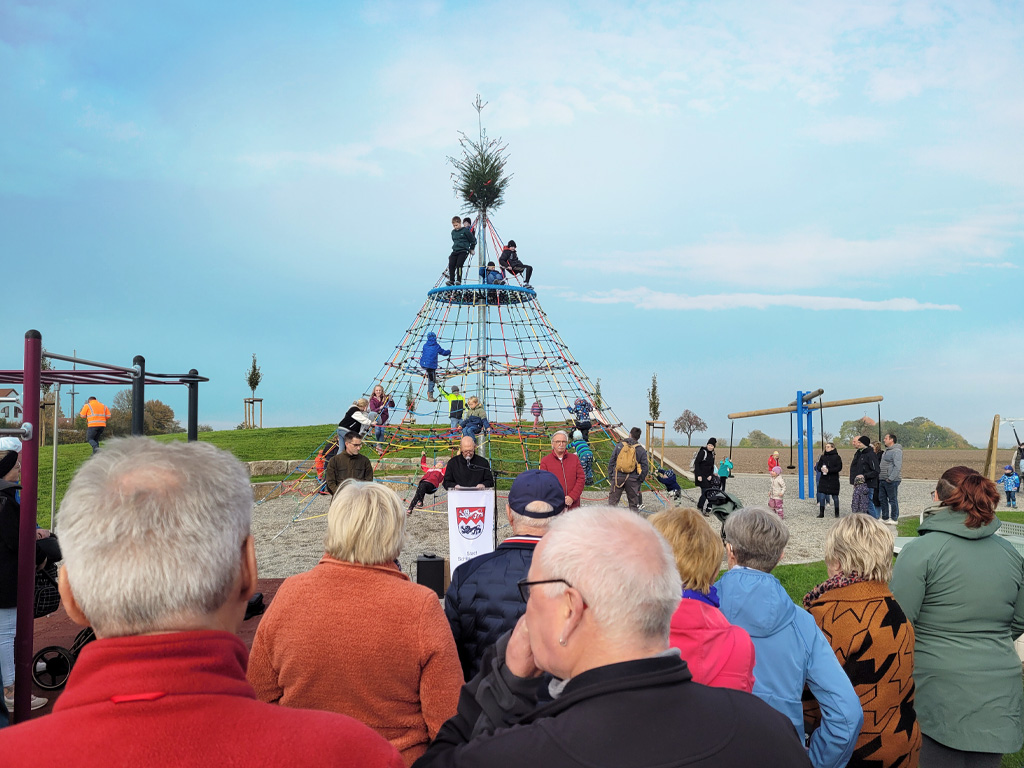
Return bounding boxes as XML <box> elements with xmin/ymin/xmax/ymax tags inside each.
<box><xmin>729</xmin><ymin>395</ymin><xmax>883</xmax><ymax>420</ymax></box>
<box><xmin>42</xmin><ymin>352</ymin><xmax>137</xmax><ymax>374</ymax></box>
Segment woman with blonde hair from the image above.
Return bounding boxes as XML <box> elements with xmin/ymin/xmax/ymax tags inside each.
<box><xmin>649</xmin><ymin>507</ymin><xmax>754</xmax><ymax>691</ymax></box>
<box><xmin>248</xmin><ymin>481</ymin><xmax>462</xmax><ymax>766</ymax></box>
<box><xmin>338</xmin><ymin>397</ymin><xmax>374</xmax><ymax>442</ymax></box>
<box><xmin>803</xmin><ymin>513</ymin><xmax>920</xmax><ymax>767</ymax></box>
<box><xmin>891</xmin><ymin>466</ymin><xmax>1024</xmax><ymax>767</ymax></box>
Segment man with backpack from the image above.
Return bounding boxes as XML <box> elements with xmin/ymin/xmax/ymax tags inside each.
<box><xmin>694</xmin><ymin>438</ymin><xmax>718</xmax><ymax>515</ymax></box>
<box><xmin>607</xmin><ymin>427</ymin><xmax>648</xmax><ymax>512</ymax></box>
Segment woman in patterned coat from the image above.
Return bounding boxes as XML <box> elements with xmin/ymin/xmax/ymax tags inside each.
<box><xmin>803</xmin><ymin>514</ymin><xmax>921</xmax><ymax>768</ymax></box>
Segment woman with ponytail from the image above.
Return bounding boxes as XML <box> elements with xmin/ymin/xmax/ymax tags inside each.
<box><xmin>891</xmin><ymin>466</ymin><xmax>1024</xmax><ymax>767</ymax></box>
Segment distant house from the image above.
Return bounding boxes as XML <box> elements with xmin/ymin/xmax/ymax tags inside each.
<box><xmin>0</xmin><ymin>388</ymin><xmax>22</xmax><ymax>421</ymax></box>
<box><xmin>860</xmin><ymin>415</ymin><xmax>877</xmax><ymax>427</ymax></box>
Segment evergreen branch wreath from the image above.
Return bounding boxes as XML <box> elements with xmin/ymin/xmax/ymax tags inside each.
<box><xmin>448</xmin><ymin>132</ymin><xmax>513</xmax><ymax>213</ymax></box>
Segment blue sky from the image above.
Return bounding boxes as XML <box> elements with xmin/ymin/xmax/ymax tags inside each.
<box><xmin>2</xmin><ymin>1</ymin><xmax>1022</xmax><ymax>446</ymax></box>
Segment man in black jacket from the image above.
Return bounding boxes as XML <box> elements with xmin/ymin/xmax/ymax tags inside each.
<box><xmin>693</xmin><ymin>438</ymin><xmax>717</xmax><ymax>514</ymax></box>
<box><xmin>443</xmin><ymin>437</ymin><xmax>494</xmax><ymax>490</ymax></box>
<box><xmin>444</xmin><ymin>469</ymin><xmax>566</xmax><ymax>679</ymax></box>
<box><xmin>414</xmin><ymin>507</ymin><xmax>811</xmax><ymax>768</ymax></box>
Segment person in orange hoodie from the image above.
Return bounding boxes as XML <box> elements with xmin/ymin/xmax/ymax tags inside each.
<box><xmin>248</xmin><ymin>481</ymin><xmax>462</xmax><ymax>766</ymax></box>
<box><xmin>539</xmin><ymin>430</ymin><xmax>585</xmax><ymax>510</ymax></box>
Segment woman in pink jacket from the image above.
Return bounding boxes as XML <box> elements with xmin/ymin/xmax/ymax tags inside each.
<box><xmin>650</xmin><ymin>507</ymin><xmax>755</xmax><ymax>691</ymax></box>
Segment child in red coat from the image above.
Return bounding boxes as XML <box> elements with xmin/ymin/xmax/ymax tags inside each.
<box><xmin>409</xmin><ymin>452</ymin><xmax>446</xmax><ymax>514</ymax></box>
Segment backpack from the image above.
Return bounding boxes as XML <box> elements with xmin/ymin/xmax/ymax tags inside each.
<box><xmin>689</xmin><ymin>450</ymin><xmax>699</xmax><ymax>470</ymax></box>
<box><xmin>616</xmin><ymin>442</ymin><xmax>639</xmax><ymax>475</ymax></box>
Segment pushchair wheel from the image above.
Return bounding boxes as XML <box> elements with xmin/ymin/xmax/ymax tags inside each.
<box><xmin>32</xmin><ymin>645</ymin><xmax>74</xmax><ymax>690</ymax></box>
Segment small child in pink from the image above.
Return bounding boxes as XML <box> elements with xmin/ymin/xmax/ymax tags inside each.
<box><xmin>768</xmin><ymin>466</ymin><xmax>785</xmax><ymax>519</ymax></box>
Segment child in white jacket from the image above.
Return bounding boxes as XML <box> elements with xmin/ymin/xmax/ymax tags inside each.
<box><xmin>768</xmin><ymin>466</ymin><xmax>786</xmax><ymax>519</ymax></box>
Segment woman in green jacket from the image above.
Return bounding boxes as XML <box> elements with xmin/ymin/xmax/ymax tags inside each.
<box><xmin>890</xmin><ymin>466</ymin><xmax>1024</xmax><ymax>767</ymax></box>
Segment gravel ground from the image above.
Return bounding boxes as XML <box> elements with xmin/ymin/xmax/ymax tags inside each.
<box><xmin>252</xmin><ymin>474</ymin><xmax>939</xmax><ymax>580</ymax></box>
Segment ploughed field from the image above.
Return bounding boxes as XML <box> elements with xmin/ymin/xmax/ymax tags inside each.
<box><xmin>663</xmin><ymin>447</ymin><xmax>1015</xmax><ymax>482</ymax></box>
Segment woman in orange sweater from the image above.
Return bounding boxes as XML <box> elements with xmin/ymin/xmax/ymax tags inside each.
<box><xmin>248</xmin><ymin>481</ymin><xmax>463</xmax><ymax>766</ymax></box>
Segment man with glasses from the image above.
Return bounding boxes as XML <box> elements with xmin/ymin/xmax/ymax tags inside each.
<box><xmin>325</xmin><ymin>431</ymin><xmax>374</xmax><ymax>495</ymax></box>
<box><xmin>539</xmin><ymin>431</ymin><xmax>585</xmax><ymax>510</ymax></box>
<box><xmin>417</xmin><ymin>507</ymin><xmax>811</xmax><ymax>768</ymax></box>
<box><xmin>444</xmin><ymin>469</ymin><xmax>566</xmax><ymax>680</ymax></box>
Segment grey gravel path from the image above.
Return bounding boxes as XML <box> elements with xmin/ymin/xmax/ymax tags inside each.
<box><xmin>251</xmin><ymin>474</ymin><xmax>942</xmax><ymax>580</ymax></box>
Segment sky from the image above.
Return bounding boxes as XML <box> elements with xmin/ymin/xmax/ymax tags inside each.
<box><xmin>2</xmin><ymin>0</ymin><xmax>1023</xmax><ymax>447</ymax></box>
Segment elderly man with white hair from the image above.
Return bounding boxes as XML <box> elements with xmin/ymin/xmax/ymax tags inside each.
<box><xmin>415</xmin><ymin>507</ymin><xmax>811</xmax><ymax>768</ymax></box>
<box><xmin>0</xmin><ymin>437</ymin><xmax>402</xmax><ymax>767</ymax></box>
<box><xmin>715</xmin><ymin>506</ymin><xmax>863</xmax><ymax>768</ymax></box>
<box><xmin>539</xmin><ymin>431</ymin><xmax>585</xmax><ymax>510</ymax></box>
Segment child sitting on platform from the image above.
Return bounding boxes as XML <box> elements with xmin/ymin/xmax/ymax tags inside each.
<box><xmin>409</xmin><ymin>451</ymin><xmax>446</xmax><ymax>515</ymax></box>
<box><xmin>460</xmin><ymin>396</ymin><xmax>490</xmax><ymax>438</ymax></box>
<box><xmin>569</xmin><ymin>429</ymin><xmax>594</xmax><ymax>484</ymax></box>
<box><xmin>479</xmin><ymin>262</ymin><xmax>505</xmax><ymax>285</ymax></box>
<box><xmin>498</xmin><ymin>240</ymin><xmax>533</xmax><ymax>288</ymax></box>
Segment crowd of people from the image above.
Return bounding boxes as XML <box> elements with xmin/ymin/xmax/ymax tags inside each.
<box><xmin>2</xmin><ymin>430</ymin><xmax>1023</xmax><ymax>767</ymax></box>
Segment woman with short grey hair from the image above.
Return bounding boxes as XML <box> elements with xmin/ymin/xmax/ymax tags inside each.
<box><xmin>248</xmin><ymin>481</ymin><xmax>462</xmax><ymax>764</ymax></box>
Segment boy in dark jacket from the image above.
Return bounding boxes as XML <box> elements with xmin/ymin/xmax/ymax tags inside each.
<box><xmin>497</xmin><ymin>240</ymin><xmax>533</xmax><ymax>288</ymax></box>
<box><xmin>447</xmin><ymin>216</ymin><xmax>477</xmax><ymax>286</ymax></box>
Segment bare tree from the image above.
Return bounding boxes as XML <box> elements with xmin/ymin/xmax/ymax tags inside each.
<box><xmin>673</xmin><ymin>410</ymin><xmax>708</xmax><ymax>446</ymax></box>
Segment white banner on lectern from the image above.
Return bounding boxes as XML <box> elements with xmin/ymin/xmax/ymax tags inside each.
<box><xmin>447</xmin><ymin>489</ymin><xmax>496</xmax><ymax>567</ymax></box>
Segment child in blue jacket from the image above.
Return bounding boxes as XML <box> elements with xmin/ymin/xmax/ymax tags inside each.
<box><xmin>420</xmin><ymin>331</ymin><xmax>450</xmax><ymax>402</ymax></box>
<box><xmin>998</xmin><ymin>465</ymin><xmax>1020</xmax><ymax>508</ymax></box>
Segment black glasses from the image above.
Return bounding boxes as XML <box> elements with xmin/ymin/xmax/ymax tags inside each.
<box><xmin>517</xmin><ymin>577</ymin><xmax>573</xmax><ymax>603</ymax></box>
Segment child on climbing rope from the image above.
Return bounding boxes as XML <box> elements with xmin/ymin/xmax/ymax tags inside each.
<box><xmin>437</xmin><ymin>384</ymin><xmax>465</xmax><ymax>431</ymax></box>
<box><xmin>498</xmin><ymin>240</ymin><xmax>533</xmax><ymax>288</ymax></box>
<box><xmin>570</xmin><ymin>397</ymin><xmax>593</xmax><ymax>442</ymax></box>
<box><xmin>368</xmin><ymin>384</ymin><xmax>395</xmax><ymax>449</ymax></box>
<box><xmin>656</xmin><ymin>467</ymin><xmax>682</xmax><ymax>500</ymax></box>
<box><xmin>479</xmin><ymin>261</ymin><xmax>505</xmax><ymax>285</ymax></box>
<box><xmin>447</xmin><ymin>215</ymin><xmax>477</xmax><ymax>286</ymax></box>
<box><xmin>531</xmin><ymin>399</ymin><xmax>543</xmax><ymax>428</ymax></box>
<box><xmin>420</xmin><ymin>331</ymin><xmax>450</xmax><ymax>402</ymax></box>
<box><xmin>460</xmin><ymin>396</ymin><xmax>490</xmax><ymax>438</ymax></box>
<box><xmin>717</xmin><ymin>456</ymin><xmax>734</xmax><ymax>492</ymax></box>
<box><xmin>768</xmin><ymin>465</ymin><xmax>785</xmax><ymax>519</ymax></box>
<box><xmin>314</xmin><ymin>449</ymin><xmax>328</xmax><ymax>495</ymax></box>
<box><xmin>569</xmin><ymin>429</ymin><xmax>594</xmax><ymax>484</ymax></box>
<box><xmin>409</xmin><ymin>451</ymin><xmax>446</xmax><ymax>515</ymax></box>
<box><xmin>998</xmin><ymin>465</ymin><xmax>1020</xmax><ymax>508</ymax></box>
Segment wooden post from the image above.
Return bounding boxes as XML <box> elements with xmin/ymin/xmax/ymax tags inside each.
<box><xmin>645</xmin><ymin>420</ymin><xmax>666</xmax><ymax>466</ymax></box>
<box><xmin>984</xmin><ymin>414</ymin><xmax>1000</xmax><ymax>482</ymax></box>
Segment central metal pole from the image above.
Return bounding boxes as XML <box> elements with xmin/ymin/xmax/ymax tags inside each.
<box><xmin>477</xmin><ymin>209</ymin><xmax>488</xmax><ymax>460</ymax></box>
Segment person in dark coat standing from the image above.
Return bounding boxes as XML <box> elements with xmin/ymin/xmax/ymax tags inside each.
<box><xmin>694</xmin><ymin>438</ymin><xmax>717</xmax><ymax>514</ymax></box>
<box><xmin>848</xmin><ymin>436</ymin><xmax>880</xmax><ymax>518</ymax></box>
<box><xmin>325</xmin><ymin>432</ymin><xmax>374</xmax><ymax>494</ymax></box>
<box><xmin>814</xmin><ymin>442</ymin><xmax>843</xmax><ymax>518</ymax></box>
<box><xmin>444</xmin><ymin>470</ymin><xmax>566</xmax><ymax>680</ymax></box>
<box><xmin>415</xmin><ymin>507</ymin><xmax>812</xmax><ymax>768</ymax></box>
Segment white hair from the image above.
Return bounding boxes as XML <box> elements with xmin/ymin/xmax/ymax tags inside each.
<box><xmin>59</xmin><ymin>437</ymin><xmax>252</xmax><ymax>637</ymax></box>
<box><xmin>538</xmin><ymin>506</ymin><xmax>681</xmax><ymax>642</ymax></box>
<box><xmin>510</xmin><ymin>500</ymin><xmax>557</xmax><ymax>532</ymax></box>
<box><xmin>551</xmin><ymin>430</ymin><xmax>569</xmax><ymax>445</ymax></box>
<box><xmin>724</xmin><ymin>506</ymin><xmax>790</xmax><ymax>572</ymax></box>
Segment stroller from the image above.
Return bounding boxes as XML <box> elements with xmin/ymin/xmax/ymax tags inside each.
<box><xmin>706</xmin><ymin>488</ymin><xmax>744</xmax><ymax>542</ymax></box>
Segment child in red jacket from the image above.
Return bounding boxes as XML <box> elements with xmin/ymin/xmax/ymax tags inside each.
<box><xmin>409</xmin><ymin>451</ymin><xmax>446</xmax><ymax>514</ymax></box>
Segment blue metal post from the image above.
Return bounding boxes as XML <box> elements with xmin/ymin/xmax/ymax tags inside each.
<box><xmin>806</xmin><ymin>406</ymin><xmax>815</xmax><ymax>498</ymax></box>
<box><xmin>796</xmin><ymin>391</ymin><xmax>805</xmax><ymax>499</ymax></box>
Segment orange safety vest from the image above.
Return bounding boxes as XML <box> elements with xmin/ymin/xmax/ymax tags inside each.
<box><xmin>80</xmin><ymin>400</ymin><xmax>111</xmax><ymax>427</ymax></box>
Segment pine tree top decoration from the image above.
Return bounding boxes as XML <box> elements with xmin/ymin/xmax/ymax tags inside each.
<box><xmin>449</xmin><ymin>132</ymin><xmax>512</xmax><ymax>213</ymax></box>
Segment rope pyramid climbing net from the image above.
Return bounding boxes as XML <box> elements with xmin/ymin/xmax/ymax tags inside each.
<box><xmin>260</xmin><ymin>217</ymin><xmax>676</xmax><ymax>525</ymax></box>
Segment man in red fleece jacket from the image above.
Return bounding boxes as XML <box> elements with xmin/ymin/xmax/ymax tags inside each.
<box><xmin>0</xmin><ymin>437</ymin><xmax>402</xmax><ymax>768</ymax></box>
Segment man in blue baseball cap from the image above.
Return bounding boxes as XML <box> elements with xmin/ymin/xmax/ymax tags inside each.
<box><xmin>444</xmin><ymin>469</ymin><xmax>568</xmax><ymax>680</ymax></box>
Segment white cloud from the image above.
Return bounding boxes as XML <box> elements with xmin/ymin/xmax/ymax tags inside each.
<box><xmin>557</xmin><ymin>287</ymin><xmax>959</xmax><ymax>312</ymax></box>
<box><xmin>805</xmin><ymin>116</ymin><xmax>889</xmax><ymax>144</ymax></box>
<box><xmin>572</xmin><ymin>213</ymin><xmax>1022</xmax><ymax>290</ymax></box>
<box><xmin>236</xmin><ymin>145</ymin><xmax>381</xmax><ymax>176</ymax></box>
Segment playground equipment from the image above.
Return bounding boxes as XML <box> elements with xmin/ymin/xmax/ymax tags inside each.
<box><xmin>729</xmin><ymin>391</ymin><xmax>883</xmax><ymax>499</ymax></box>
<box><xmin>0</xmin><ymin>330</ymin><xmax>208</xmax><ymax>724</ymax></box>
